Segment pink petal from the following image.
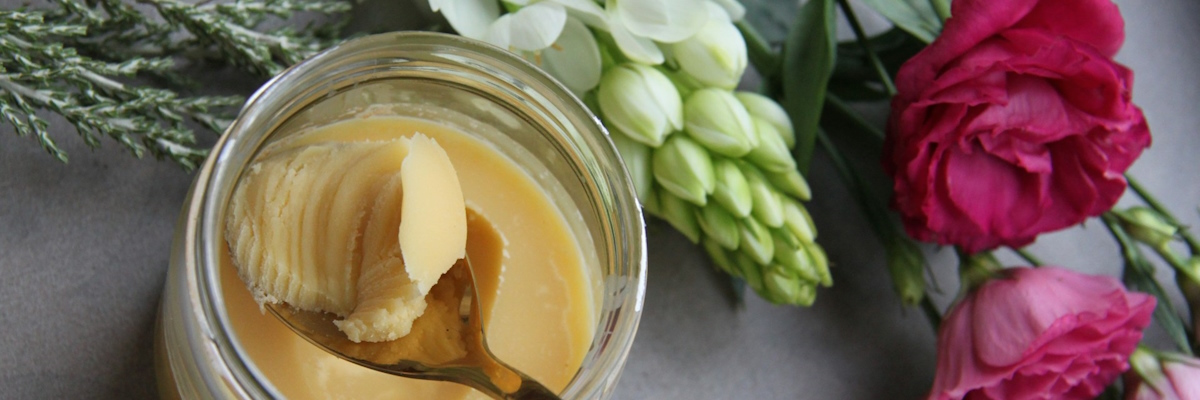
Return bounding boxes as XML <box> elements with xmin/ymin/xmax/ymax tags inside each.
<box><xmin>969</xmin><ymin>267</ymin><xmax>1135</xmax><ymax>366</ymax></box>
<box><xmin>1164</xmin><ymin>360</ymin><xmax>1200</xmax><ymax>399</ymax></box>
<box><xmin>1011</xmin><ymin>0</ymin><xmax>1126</xmax><ymax>57</ymax></box>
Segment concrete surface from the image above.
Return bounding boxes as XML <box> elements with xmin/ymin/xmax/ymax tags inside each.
<box><xmin>1</xmin><ymin>0</ymin><xmax>1197</xmax><ymax>398</ymax></box>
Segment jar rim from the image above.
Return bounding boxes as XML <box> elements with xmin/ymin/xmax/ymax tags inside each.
<box><xmin>189</xmin><ymin>31</ymin><xmax>648</xmax><ymax>399</ymax></box>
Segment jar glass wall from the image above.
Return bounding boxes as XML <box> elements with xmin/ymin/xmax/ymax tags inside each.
<box><xmin>155</xmin><ymin>32</ymin><xmax>646</xmax><ymax>399</ymax></box>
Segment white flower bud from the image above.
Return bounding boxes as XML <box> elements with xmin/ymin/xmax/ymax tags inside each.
<box><xmin>598</xmin><ymin>63</ymin><xmax>684</xmax><ymax>147</ymax></box>
<box><xmin>711</xmin><ymin>157</ymin><xmax>752</xmax><ymax>218</ymax></box>
<box><xmin>766</xmin><ymin>168</ymin><xmax>812</xmax><ymax>201</ymax></box>
<box><xmin>739</xmin><ymin>216</ymin><xmax>775</xmax><ymax>265</ymax></box>
<box><xmin>610</xmin><ymin>131</ymin><xmax>654</xmax><ymax>206</ymax></box>
<box><xmin>745</xmin><ymin>117</ymin><xmax>797</xmax><ymax>173</ymax></box>
<box><xmin>702</xmin><ymin>236</ymin><xmax>739</xmax><ymax>276</ymax></box>
<box><xmin>806</xmin><ymin>241</ymin><xmax>831</xmax><ymax>287</ymax></box>
<box><xmin>773</xmin><ymin>234</ymin><xmax>820</xmax><ymax>283</ymax></box>
<box><xmin>684</xmin><ymin>88</ymin><xmax>757</xmax><ymax>157</ymax></box>
<box><xmin>653</xmin><ymin>134</ymin><xmax>715</xmax><ymax>206</ymax></box>
<box><xmin>781</xmin><ymin>197</ymin><xmax>816</xmax><ymax>243</ymax></box>
<box><xmin>697</xmin><ymin>202</ymin><xmax>740</xmax><ymax>250</ymax></box>
<box><xmin>735</xmin><ymin>91</ymin><xmax>795</xmax><ymax>148</ymax></box>
<box><xmin>739</xmin><ymin>162</ymin><xmax>785</xmax><ymax>228</ymax></box>
<box><xmin>764</xmin><ymin>266</ymin><xmax>816</xmax><ymax>306</ymax></box>
<box><xmin>733</xmin><ymin>251</ymin><xmax>765</xmax><ymax>292</ymax></box>
<box><xmin>657</xmin><ymin>187</ymin><xmax>702</xmax><ymax>244</ymax></box>
<box><xmin>667</xmin><ymin>3</ymin><xmax>747</xmax><ymax>89</ymax></box>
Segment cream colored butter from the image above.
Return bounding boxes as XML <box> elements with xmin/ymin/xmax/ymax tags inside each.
<box><xmin>228</xmin><ymin>131</ymin><xmax>469</xmax><ymax>343</ymax></box>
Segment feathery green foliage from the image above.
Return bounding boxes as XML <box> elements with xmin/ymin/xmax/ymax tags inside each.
<box><xmin>0</xmin><ymin>0</ymin><xmax>349</xmax><ymax>169</ymax></box>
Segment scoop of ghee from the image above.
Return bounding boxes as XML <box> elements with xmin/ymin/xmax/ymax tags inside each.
<box><xmin>226</xmin><ymin>132</ymin><xmax>468</xmax><ymax>343</ymax></box>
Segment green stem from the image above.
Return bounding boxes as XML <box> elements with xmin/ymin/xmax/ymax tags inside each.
<box><xmin>816</xmin><ymin>130</ymin><xmax>890</xmax><ymax>237</ymax></box>
<box><xmin>835</xmin><ymin>0</ymin><xmax>897</xmax><ymax>96</ymax></box>
<box><xmin>1103</xmin><ymin>213</ymin><xmax>1197</xmax><ymax>354</ymax></box>
<box><xmin>920</xmin><ymin>296</ymin><xmax>942</xmax><ymax>330</ymax></box>
<box><xmin>1012</xmin><ymin>247</ymin><xmax>1044</xmax><ymax>267</ymax></box>
<box><xmin>818</xmin><ymin>130</ymin><xmax>936</xmax><ymax>324</ymax></box>
<box><xmin>825</xmin><ymin>93</ymin><xmax>886</xmax><ymax>141</ymax></box>
<box><xmin>737</xmin><ymin>20</ymin><xmax>779</xmax><ymax>79</ymax></box>
<box><xmin>957</xmin><ymin>249</ymin><xmax>1002</xmax><ymax>293</ymax></box>
<box><xmin>1127</xmin><ymin>174</ymin><xmax>1200</xmax><ymax>255</ymax></box>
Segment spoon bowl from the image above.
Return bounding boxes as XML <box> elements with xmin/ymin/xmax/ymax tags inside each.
<box><xmin>267</xmin><ymin>256</ymin><xmax>561</xmax><ymax>400</ymax></box>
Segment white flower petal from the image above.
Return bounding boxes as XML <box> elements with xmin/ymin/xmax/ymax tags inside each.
<box><xmin>538</xmin><ymin>17</ymin><xmax>602</xmax><ymax>96</ymax></box>
<box><xmin>613</xmin><ymin>0</ymin><xmax>708</xmax><ymax>43</ymax></box>
<box><xmin>499</xmin><ymin>2</ymin><xmax>568</xmax><ymax>51</ymax></box>
<box><xmin>668</xmin><ymin>2</ymin><xmax>746</xmax><ymax>88</ymax></box>
<box><xmin>552</xmin><ymin>0</ymin><xmax>610</xmax><ymax>29</ymax></box>
<box><xmin>607</xmin><ymin>4</ymin><xmax>664</xmax><ymax>64</ymax></box>
<box><xmin>436</xmin><ymin>0</ymin><xmax>501</xmax><ymax>40</ymax></box>
<box><xmin>705</xmin><ymin>0</ymin><xmax>732</xmax><ymax>23</ymax></box>
<box><xmin>485</xmin><ymin>14</ymin><xmax>515</xmax><ymax>49</ymax></box>
<box><xmin>709</xmin><ymin>0</ymin><xmax>745</xmax><ymax>22</ymax></box>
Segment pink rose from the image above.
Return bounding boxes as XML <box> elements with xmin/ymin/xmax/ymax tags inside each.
<box><xmin>929</xmin><ymin>266</ymin><xmax>1155</xmax><ymax>400</ymax></box>
<box><xmin>885</xmin><ymin>0</ymin><xmax>1151</xmax><ymax>252</ymax></box>
<box><xmin>1124</xmin><ymin>351</ymin><xmax>1200</xmax><ymax>400</ymax></box>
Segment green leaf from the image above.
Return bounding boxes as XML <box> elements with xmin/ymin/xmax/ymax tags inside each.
<box><xmin>1123</xmin><ymin>258</ymin><xmax>1195</xmax><ymax>356</ymax></box>
<box><xmin>857</xmin><ymin>0</ymin><xmax>943</xmax><ymax>43</ymax></box>
<box><xmin>834</xmin><ymin>28</ymin><xmax>925</xmax><ymax>79</ymax></box>
<box><xmin>827</xmin><ymin>28</ymin><xmax>925</xmax><ymax>101</ymax></box>
<box><xmin>781</xmin><ymin>0</ymin><xmax>836</xmax><ymax>175</ymax></box>
<box><xmin>740</xmin><ymin>0</ymin><xmax>800</xmax><ymax>45</ymax></box>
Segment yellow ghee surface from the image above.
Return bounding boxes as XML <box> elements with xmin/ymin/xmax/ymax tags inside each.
<box><xmin>220</xmin><ymin>115</ymin><xmax>596</xmax><ymax>399</ymax></box>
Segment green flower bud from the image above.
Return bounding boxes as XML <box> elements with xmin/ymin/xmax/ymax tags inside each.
<box><xmin>739</xmin><ymin>162</ymin><xmax>784</xmax><ymax>228</ymax></box>
<box><xmin>738</xmin><ymin>216</ymin><xmax>775</xmax><ymax>265</ymax></box>
<box><xmin>1178</xmin><ymin>259</ymin><xmax>1200</xmax><ymax>314</ymax></box>
<box><xmin>733</xmin><ymin>252</ymin><xmax>764</xmax><ymax>292</ymax></box>
<box><xmin>781</xmin><ymin>197</ymin><xmax>816</xmax><ymax>243</ymax></box>
<box><xmin>683</xmin><ymin>88</ymin><xmax>757</xmax><ymax>157</ymax></box>
<box><xmin>1115</xmin><ymin>206</ymin><xmax>1178</xmax><ymax>249</ymax></box>
<box><xmin>771</xmin><ymin>226</ymin><xmax>802</xmax><ymax>248</ymax></box>
<box><xmin>702</xmin><ymin>236</ymin><xmax>738</xmax><ymax>275</ymax></box>
<box><xmin>598</xmin><ymin>63</ymin><xmax>683</xmax><ymax>147</ymax></box>
<box><xmin>657</xmin><ymin>187</ymin><xmax>701</xmax><ymax>243</ymax></box>
<box><xmin>765</xmin><ymin>168</ymin><xmax>812</xmax><ymax>201</ymax></box>
<box><xmin>772</xmin><ymin>234</ymin><xmax>820</xmax><ymax>283</ymax></box>
<box><xmin>735</xmin><ymin>91</ymin><xmax>795</xmax><ymax>148</ymax></box>
<box><xmin>696</xmin><ymin>202</ymin><xmax>740</xmax><ymax>250</ymax></box>
<box><xmin>653</xmin><ymin>134</ymin><xmax>715</xmax><ymax>206</ymax></box>
<box><xmin>711</xmin><ymin>157</ymin><xmax>752</xmax><ymax>218</ymax></box>
<box><xmin>745</xmin><ymin>117</ymin><xmax>797</xmax><ymax>173</ymax></box>
<box><xmin>804</xmin><ymin>241</ymin><xmax>832</xmax><ymax>287</ymax></box>
<box><xmin>666</xmin><ymin>3</ymin><xmax>747</xmax><ymax>89</ymax></box>
<box><xmin>764</xmin><ymin>267</ymin><xmax>816</xmax><ymax>306</ymax></box>
<box><xmin>642</xmin><ymin>183</ymin><xmax>661</xmax><ymax>215</ymax></box>
<box><xmin>1127</xmin><ymin>347</ymin><xmax>1168</xmax><ymax>389</ymax></box>
<box><xmin>610</xmin><ymin>131</ymin><xmax>654</xmax><ymax>206</ymax></box>
<box><xmin>885</xmin><ymin>237</ymin><xmax>926</xmax><ymax>306</ymax></box>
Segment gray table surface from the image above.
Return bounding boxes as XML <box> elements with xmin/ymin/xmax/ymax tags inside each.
<box><xmin>2</xmin><ymin>0</ymin><xmax>1198</xmax><ymax>398</ymax></box>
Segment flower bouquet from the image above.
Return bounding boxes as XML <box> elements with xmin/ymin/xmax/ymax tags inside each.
<box><xmin>5</xmin><ymin>0</ymin><xmax>1200</xmax><ymax>398</ymax></box>
<box><xmin>407</xmin><ymin>0</ymin><xmax>1200</xmax><ymax>397</ymax></box>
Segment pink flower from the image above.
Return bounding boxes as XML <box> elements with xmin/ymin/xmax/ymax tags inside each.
<box><xmin>930</xmin><ymin>266</ymin><xmax>1156</xmax><ymax>400</ymax></box>
<box><xmin>884</xmin><ymin>0</ymin><xmax>1151</xmax><ymax>253</ymax></box>
<box><xmin>1124</xmin><ymin>351</ymin><xmax>1200</xmax><ymax>400</ymax></box>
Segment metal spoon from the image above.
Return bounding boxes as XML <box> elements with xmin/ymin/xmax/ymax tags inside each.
<box><xmin>266</xmin><ymin>256</ymin><xmax>561</xmax><ymax>400</ymax></box>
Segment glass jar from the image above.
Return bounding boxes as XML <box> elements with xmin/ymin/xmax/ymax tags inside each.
<box><xmin>154</xmin><ymin>32</ymin><xmax>646</xmax><ymax>399</ymax></box>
